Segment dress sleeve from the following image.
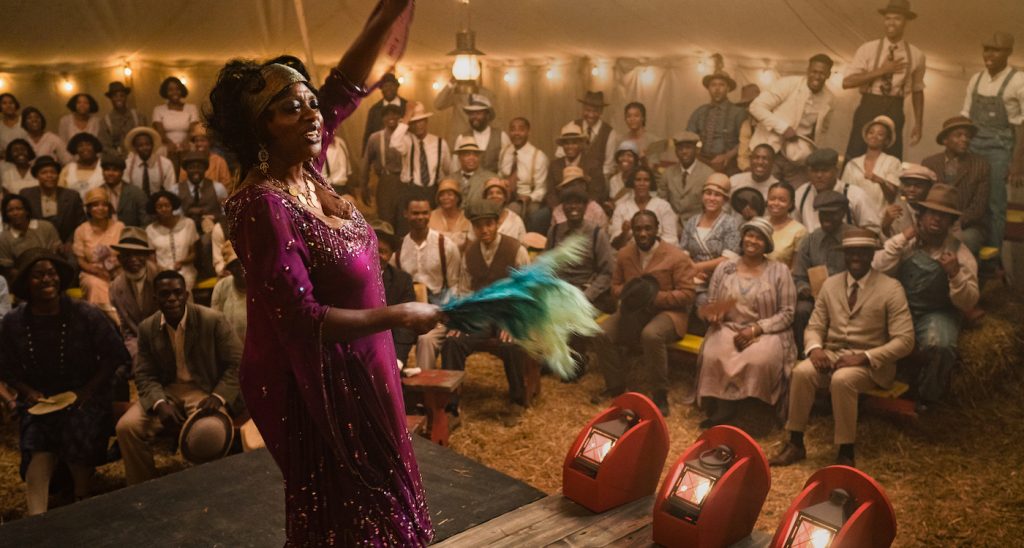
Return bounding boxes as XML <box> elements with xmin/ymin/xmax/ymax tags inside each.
<box><xmin>755</xmin><ymin>262</ymin><xmax>796</xmax><ymax>335</ymax></box>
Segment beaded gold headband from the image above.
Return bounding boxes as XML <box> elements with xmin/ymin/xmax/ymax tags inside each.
<box><xmin>243</xmin><ymin>63</ymin><xmax>308</xmax><ymax>123</ymax></box>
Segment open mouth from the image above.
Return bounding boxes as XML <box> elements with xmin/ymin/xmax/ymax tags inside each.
<box><xmin>303</xmin><ymin>125</ymin><xmax>322</xmax><ymax>144</ymax></box>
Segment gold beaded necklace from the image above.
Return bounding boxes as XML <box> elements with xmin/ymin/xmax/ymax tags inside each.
<box><xmin>264</xmin><ymin>170</ymin><xmax>322</xmax><ymax>210</ymax></box>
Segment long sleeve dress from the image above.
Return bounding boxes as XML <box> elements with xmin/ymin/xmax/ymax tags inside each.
<box><xmin>225</xmin><ymin>69</ymin><xmax>432</xmax><ymax>547</ymax></box>
<box><xmin>696</xmin><ymin>259</ymin><xmax>797</xmax><ymax>407</ymax></box>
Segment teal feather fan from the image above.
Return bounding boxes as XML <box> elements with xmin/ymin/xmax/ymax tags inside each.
<box><xmin>441</xmin><ymin>235</ymin><xmax>602</xmax><ymax>380</ymax></box>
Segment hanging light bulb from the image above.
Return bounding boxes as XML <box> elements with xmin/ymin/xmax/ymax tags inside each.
<box><xmin>61</xmin><ymin>76</ymin><xmax>74</xmax><ymax>93</ymax></box>
<box><xmin>122</xmin><ymin>62</ymin><xmax>133</xmax><ymax>78</ymax></box>
<box><xmin>503</xmin><ymin>70</ymin><xmax>516</xmax><ymax>85</ymax></box>
<box><xmin>697</xmin><ymin>58</ymin><xmax>709</xmax><ymax>75</ymax></box>
<box><xmin>546</xmin><ymin>67</ymin><xmax>557</xmax><ymax>80</ymax></box>
<box><xmin>0</xmin><ymin>77</ymin><xmax>6</xmax><ymax>89</ymax></box>
<box><xmin>641</xmin><ymin>67</ymin><xmax>656</xmax><ymax>85</ymax></box>
<box><xmin>448</xmin><ymin>1</ymin><xmax>485</xmax><ymax>83</ymax></box>
<box><xmin>177</xmin><ymin>75</ymin><xmax>188</xmax><ymax>86</ymax></box>
<box><xmin>432</xmin><ymin>80</ymin><xmax>443</xmax><ymax>91</ymax></box>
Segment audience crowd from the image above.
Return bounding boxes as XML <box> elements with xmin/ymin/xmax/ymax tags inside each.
<box><xmin>0</xmin><ymin>2</ymin><xmax>1020</xmax><ymax>516</ymax></box>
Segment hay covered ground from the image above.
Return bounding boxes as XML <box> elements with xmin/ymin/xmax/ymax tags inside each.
<box><xmin>2</xmin><ymin>288</ymin><xmax>1022</xmax><ymax>546</ymax></box>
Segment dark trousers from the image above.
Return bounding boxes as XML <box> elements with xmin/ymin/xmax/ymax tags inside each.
<box><xmin>593</xmin><ymin>312</ymin><xmax>678</xmax><ymax>394</ymax></box>
<box><xmin>441</xmin><ymin>332</ymin><xmax>527</xmax><ymax>408</ymax></box>
<box><xmin>375</xmin><ymin>173</ymin><xmax>404</xmax><ymax>230</ymax></box>
<box><xmin>845</xmin><ymin>94</ymin><xmax>906</xmax><ymax>160</ymax></box>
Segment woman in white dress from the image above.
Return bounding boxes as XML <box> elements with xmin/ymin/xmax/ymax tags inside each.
<box><xmin>145</xmin><ymin>190</ymin><xmax>198</xmax><ymax>289</ymax></box>
<box><xmin>151</xmin><ymin>77</ymin><xmax>200</xmax><ymax>158</ymax></box>
<box><xmin>58</xmin><ymin>94</ymin><xmax>101</xmax><ymax>143</ymax></box>
<box><xmin>21</xmin><ymin>108</ymin><xmax>70</xmax><ymax>164</ymax></box>
<box><xmin>58</xmin><ymin>134</ymin><xmax>104</xmax><ymax>198</ymax></box>
<box><xmin>841</xmin><ymin>115</ymin><xmax>901</xmax><ymax>211</ymax></box>
<box><xmin>0</xmin><ymin>93</ymin><xmax>28</xmax><ymax>153</ymax></box>
<box><xmin>1</xmin><ymin>139</ymin><xmax>37</xmax><ymax>194</ymax></box>
<box><xmin>610</xmin><ymin>166</ymin><xmax>678</xmax><ymax>248</ymax></box>
<box><xmin>604</xmin><ymin>140</ymin><xmax>639</xmax><ymax>215</ymax></box>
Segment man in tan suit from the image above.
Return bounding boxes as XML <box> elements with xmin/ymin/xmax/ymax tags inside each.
<box><xmin>771</xmin><ymin>228</ymin><xmax>914</xmax><ymax>468</ymax></box>
<box><xmin>591</xmin><ymin>210</ymin><xmax>697</xmax><ymax>416</ymax></box>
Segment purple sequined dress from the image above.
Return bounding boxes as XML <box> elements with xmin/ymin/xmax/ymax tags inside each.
<box><xmin>224</xmin><ymin>70</ymin><xmax>433</xmax><ymax>546</ymax></box>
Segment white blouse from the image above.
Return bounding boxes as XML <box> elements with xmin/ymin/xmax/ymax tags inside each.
<box><xmin>147</xmin><ymin>219</ymin><xmax>199</xmax><ymax>289</ymax></box>
<box><xmin>152</xmin><ymin>104</ymin><xmax>200</xmax><ymax>146</ymax></box>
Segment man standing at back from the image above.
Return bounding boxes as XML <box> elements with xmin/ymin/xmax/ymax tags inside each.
<box><xmin>843</xmin><ymin>0</ymin><xmax>926</xmax><ymax>159</ymax></box>
<box><xmin>362</xmin><ymin>73</ymin><xmax>407</xmax><ymax>150</ymax></box>
<box><xmin>688</xmin><ymin>71</ymin><xmax>746</xmax><ymax>174</ymax></box>
<box><xmin>460</xmin><ymin>94</ymin><xmax>509</xmax><ymax>174</ymax></box>
<box><xmin>560</xmin><ymin>91</ymin><xmax>619</xmax><ymax>203</ymax></box>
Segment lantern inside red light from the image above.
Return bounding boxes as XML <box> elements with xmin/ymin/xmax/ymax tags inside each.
<box><xmin>573</xmin><ymin>410</ymin><xmax>637</xmax><ymax>476</ymax></box>
<box><xmin>783</xmin><ymin>489</ymin><xmax>850</xmax><ymax>548</ymax></box>
<box><xmin>665</xmin><ymin>445</ymin><xmax>734</xmax><ymax>521</ymax></box>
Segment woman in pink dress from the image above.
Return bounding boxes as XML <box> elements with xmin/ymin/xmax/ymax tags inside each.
<box><xmin>211</xmin><ymin>2</ymin><xmax>438</xmax><ymax>545</ymax></box>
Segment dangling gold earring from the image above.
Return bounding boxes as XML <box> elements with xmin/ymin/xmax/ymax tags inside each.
<box><xmin>258</xmin><ymin>144</ymin><xmax>270</xmax><ymax>174</ymax></box>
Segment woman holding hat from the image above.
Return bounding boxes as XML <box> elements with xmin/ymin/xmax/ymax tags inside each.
<box><xmin>679</xmin><ymin>173</ymin><xmax>741</xmax><ymax>305</ymax></box>
<box><xmin>696</xmin><ymin>217</ymin><xmax>797</xmax><ymax>427</ymax></box>
<box><xmin>210</xmin><ymin>1</ymin><xmax>438</xmax><ymax>544</ymax></box>
<box><xmin>0</xmin><ymin>248</ymin><xmax>130</xmax><ymax>515</ymax></box>
<box><xmin>841</xmin><ymin>115</ymin><xmax>902</xmax><ymax>210</ymax></box>
<box><xmin>145</xmin><ymin>190</ymin><xmax>198</xmax><ymax>290</ymax></box>
<box><xmin>72</xmin><ymin>186</ymin><xmax>124</xmax><ymax>311</ymax></box>
<box><xmin>0</xmin><ymin>194</ymin><xmax>61</xmax><ymax>276</ymax></box>
<box><xmin>59</xmin><ymin>133</ymin><xmax>105</xmax><ymax>197</ymax></box>
<box><xmin>610</xmin><ymin>166</ymin><xmax>678</xmax><ymax>249</ymax></box>
<box><xmin>58</xmin><ymin>93</ymin><xmax>101</xmax><ymax>144</ymax></box>
<box><xmin>21</xmin><ymin>107</ymin><xmax>71</xmax><ymax>164</ymax></box>
<box><xmin>483</xmin><ymin>177</ymin><xmax>527</xmax><ymax>243</ymax></box>
<box><xmin>429</xmin><ymin>178</ymin><xmax>471</xmax><ymax>251</ymax></box>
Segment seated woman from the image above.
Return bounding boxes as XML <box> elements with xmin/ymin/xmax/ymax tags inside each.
<box><xmin>72</xmin><ymin>187</ymin><xmax>124</xmax><ymax>312</ymax></box>
<box><xmin>841</xmin><ymin>115</ymin><xmax>901</xmax><ymax>211</ymax></box>
<box><xmin>0</xmin><ymin>194</ymin><xmax>61</xmax><ymax>277</ymax></box>
<box><xmin>610</xmin><ymin>166</ymin><xmax>678</xmax><ymax>249</ymax></box>
<box><xmin>679</xmin><ymin>173</ymin><xmax>740</xmax><ymax>305</ymax></box>
<box><xmin>765</xmin><ymin>182</ymin><xmax>807</xmax><ymax>266</ymax></box>
<box><xmin>604</xmin><ymin>140</ymin><xmax>640</xmax><ymax>214</ymax></box>
<box><xmin>20</xmin><ymin>156</ymin><xmax>86</xmax><ymax>248</ymax></box>
<box><xmin>145</xmin><ymin>190</ymin><xmax>198</xmax><ymax>289</ymax></box>
<box><xmin>0</xmin><ymin>248</ymin><xmax>129</xmax><ymax>515</ymax></box>
<box><xmin>57</xmin><ymin>93</ymin><xmax>101</xmax><ymax>143</ymax></box>
<box><xmin>1</xmin><ymin>138</ymin><xmax>37</xmax><ymax>194</ymax></box>
<box><xmin>696</xmin><ymin>217</ymin><xmax>797</xmax><ymax>427</ymax></box>
<box><xmin>730</xmin><ymin>187</ymin><xmax>766</xmax><ymax>222</ymax></box>
<box><xmin>21</xmin><ymin>107</ymin><xmax>71</xmax><ymax>165</ymax></box>
<box><xmin>429</xmin><ymin>178</ymin><xmax>471</xmax><ymax>252</ymax></box>
<box><xmin>483</xmin><ymin>177</ymin><xmax>527</xmax><ymax>243</ymax></box>
<box><xmin>59</xmin><ymin>133</ymin><xmax>104</xmax><ymax>197</ymax></box>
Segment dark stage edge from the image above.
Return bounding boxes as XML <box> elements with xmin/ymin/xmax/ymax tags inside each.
<box><xmin>0</xmin><ymin>435</ymin><xmax>545</xmax><ymax>547</ymax></box>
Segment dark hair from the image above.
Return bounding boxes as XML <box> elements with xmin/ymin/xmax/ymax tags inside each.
<box><xmin>67</xmin><ymin>132</ymin><xmax>103</xmax><ymax>155</ymax></box>
<box><xmin>265</xmin><ymin>55</ymin><xmax>310</xmax><ymax>80</ymax></box>
<box><xmin>730</xmin><ymin>188</ymin><xmax>767</xmax><ymax>216</ymax></box>
<box><xmin>30</xmin><ymin>155</ymin><xmax>61</xmax><ymax>178</ymax></box>
<box><xmin>5</xmin><ymin>138</ymin><xmax>35</xmax><ymax>162</ymax></box>
<box><xmin>768</xmin><ymin>181</ymin><xmax>797</xmax><ymax>212</ymax></box>
<box><xmin>0</xmin><ymin>93</ymin><xmax>20</xmax><ymax>110</ymax></box>
<box><xmin>381</xmin><ymin>104</ymin><xmax>403</xmax><ymax>117</ymax></box>
<box><xmin>752</xmin><ymin>143</ymin><xmax>776</xmax><ymax>158</ymax></box>
<box><xmin>626</xmin><ymin>166</ymin><xmax>658</xmax><ymax>192</ymax></box>
<box><xmin>20</xmin><ymin>106</ymin><xmax>45</xmax><ymax>131</ymax></box>
<box><xmin>160</xmin><ymin>76</ymin><xmax>189</xmax><ymax>99</ymax></box>
<box><xmin>510</xmin><ymin>116</ymin><xmax>530</xmax><ymax>129</ymax></box>
<box><xmin>147</xmin><ymin>190</ymin><xmax>182</xmax><ymax>214</ymax></box>
<box><xmin>809</xmin><ymin>53</ymin><xmax>834</xmax><ymax>71</ymax></box>
<box><xmin>205</xmin><ymin>59</ymin><xmax>319</xmax><ymax>178</ymax></box>
<box><xmin>154</xmin><ymin>269</ymin><xmax>187</xmax><ymax>288</ymax></box>
<box><xmin>1</xmin><ymin>194</ymin><xmax>32</xmax><ymax>223</ymax></box>
<box><xmin>403</xmin><ymin>196</ymin><xmax>431</xmax><ymax>212</ymax></box>
<box><xmin>631</xmin><ymin>209</ymin><xmax>659</xmax><ymax>227</ymax></box>
<box><xmin>624</xmin><ymin>102</ymin><xmax>647</xmax><ymax>127</ymax></box>
<box><xmin>66</xmin><ymin>93</ymin><xmax>99</xmax><ymax>114</ymax></box>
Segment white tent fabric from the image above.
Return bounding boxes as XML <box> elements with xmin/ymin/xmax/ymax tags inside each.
<box><xmin>1</xmin><ymin>0</ymin><xmax>1021</xmax><ymax>162</ymax></box>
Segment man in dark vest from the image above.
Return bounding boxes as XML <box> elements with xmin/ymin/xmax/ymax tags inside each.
<box><xmin>364</xmin><ymin>104</ymin><xmax>406</xmax><ymax>228</ymax></box>
<box><xmin>842</xmin><ymin>0</ymin><xmax>927</xmax><ymax>159</ymax></box>
<box><xmin>921</xmin><ymin>117</ymin><xmax>991</xmax><ymax>254</ymax></box>
<box><xmin>442</xmin><ymin>199</ymin><xmax>531</xmax><ymax>426</ymax></box>
<box><xmin>98</xmin><ymin>81</ymin><xmax>147</xmax><ymax>156</ymax></box>
<box><xmin>560</xmin><ymin>91</ymin><xmax>619</xmax><ymax>203</ymax></box>
<box><xmin>361</xmin><ymin>72</ymin><xmax>407</xmax><ymax>150</ymax></box>
<box><xmin>179</xmin><ymin>151</ymin><xmax>226</xmax><ymax>278</ymax></box>
<box><xmin>688</xmin><ymin>71</ymin><xmax>746</xmax><ymax>174</ymax></box>
<box><xmin>460</xmin><ymin>94</ymin><xmax>509</xmax><ymax>174</ymax></box>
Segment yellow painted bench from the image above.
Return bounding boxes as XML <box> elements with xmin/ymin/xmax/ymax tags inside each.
<box><xmin>863</xmin><ymin>381</ymin><xmax>916</xmax><ymax>420</ymax></box>
<box><xmin>595</xmin><ymin>314</ymin><xmax>704</xmax><ymax>355</ymax></box>
<box><xmin>65</xmin><ymin>287</ymin><xmax>84</xmax><ymax>299</ymax></box>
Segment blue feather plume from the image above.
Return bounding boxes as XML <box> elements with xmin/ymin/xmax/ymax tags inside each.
<box><xmin>441</xmin><ymin>235</ymin><xmax>602</xmax><ymax>380</ymax></box>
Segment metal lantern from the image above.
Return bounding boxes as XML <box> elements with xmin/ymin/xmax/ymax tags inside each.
<box><xmin>573</xmin><ymin>410</ymin><xmax>638</xmax><ymax>475</ymax></box>
<box><xmin>449</xmin><ymin>30</ymin><xmax>484</xmax><ymax>82</ymax></box>
<box><xmin>665</xmin><ymin>445</ymin><xmax>734</xmax><ymax>521</ymax></box>
<box><xmin>783</xmin><ymin>489</ymin><xmax>850</xmax><ymax>548</ymax></box>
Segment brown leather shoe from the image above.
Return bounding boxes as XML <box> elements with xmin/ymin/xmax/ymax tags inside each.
<box><xmin>769</xmin><ymin>442</ymin><xmax>807</xmax><ymax>467</ymax></box>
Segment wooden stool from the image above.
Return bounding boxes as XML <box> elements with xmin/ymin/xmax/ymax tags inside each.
<box><xmin>402</xmin><ymin>369</ymin><xmax>465</xmax><ymax>445</ymax></box>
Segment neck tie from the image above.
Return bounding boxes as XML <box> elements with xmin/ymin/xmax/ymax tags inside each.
<box><xmin>848</xmin><ymin>281</ymin><xmax>859</xmax><ymax>310</ymax></box>
<box><xmin>193</xmin><ymin>182</ymin><xmax>201</xmax><ymax>204</ymax></box>
<box><xmin>141</xmin><ymin>161</ymin><xmax>151</xmax><ymax>196</ymax></box>
<box><xmin>587</xmin><ymin>124</ymin><xmax>594</xmax><ymax>140</ymax></box>
<box><xmin>510</xmin><ymin>150</ymin><xmax>519</xmax><ymax>177</ymax></box>
<box><xmin>418</xmin><ymin>138</ymin><xmax>430</xmax><ymax>186</ymax></box>
<box><xmin>681</xmin><ymin>168</ymin><xmax>688</xmax><ymax>189</ymax></box>
<box><xmin>880</xmin><ymin>44</ymin><xmax>897</xmax><ymax>96</ymax></box>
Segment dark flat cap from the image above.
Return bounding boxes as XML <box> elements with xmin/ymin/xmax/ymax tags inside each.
<box><xmin>466</xmin><ymin>199</ymin><xmax>501</xmax><ymax>222</ymax></box>
<box><xmin>805</xmin><ymin>147</ymin><xmax>839</xmax><ymax>169</ymax></box>
<box><xmin>813</xmin><ymin>189</ymin><xmax>849</xmax><ymax>211</ymax></box>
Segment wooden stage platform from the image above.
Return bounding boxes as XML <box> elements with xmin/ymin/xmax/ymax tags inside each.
<box><xmin>0</xmin><ymin>435</ymin><xmax>545</xmax><ymax>547</ymax></box>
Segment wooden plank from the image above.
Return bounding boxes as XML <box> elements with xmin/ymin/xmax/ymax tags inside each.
<box><xmin>402</xmin><ymin>369</ymin><xmax>465</xmax><ymax>393</ymax></box>
<box><xmin>545</xmin><ymin>496</ymin><xmax>653</xmax><ymax>547</ymax></box>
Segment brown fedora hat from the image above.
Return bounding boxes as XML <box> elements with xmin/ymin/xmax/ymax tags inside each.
<box><xmin>913</xmin><ymin>183</ymin><xmax>962</xmax><ymax>217</ymax></box>
<box><xmin>936</xmin><ymin>116</ymin><xmax>978</xmax><ymax>145</ymax></box>
<box><xmin>178</xmin><ymin>407</ymin><xmax>234</xmax><ymax>464</ymax></box>
<box><xmin>577</xmin><ymin>90</ymin><xmax>609</xmax><ymax>108</ymax></box>
<box><xmin>702</xmin><ymin>71</ymin><xmax>737</xmax><ymax>92</ymax></box>
<box><xmin>878</xmin><ymin>0</ymin><xmax>917</xmax><ymax>20</ymax></box>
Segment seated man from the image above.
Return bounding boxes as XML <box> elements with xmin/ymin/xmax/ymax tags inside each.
<box><xmin>115</xmin><ymin>270</ymin><xmax>242</xmax><ymax>485</ymax></box>
<box><xmin>872</xmin><ymin>184</ymin><xmax>980</xmax><ymax>411</ymax></box>
<box><xmin>546</xmin><ymin>183</ymin><xmax>615</xmax><ymax>313</ymax></box>
<box><xmin>793</xmin><ymin>148</ymin><xmax>880</xmax><ymax>234</ymax></box>
<box><xmin>659</xmin><ymin>131</ymin><xmax>715</xmax><ymax>224</ymax></box>
<box><xmin>591</xmin><ymin>210</ymin><xmax>696</xmax><ymax>416</ymax></box>
<box><xmin>551</xmin><ymin>166</ymin><xmax>609</xmax><ymax>229</ymax></box>
<box><xmin>730</xmin><ymin>143</ymin><xmax>779</xmax><ymax>199</ymax></box>
<box><xmin>442</xmin><ymin>200</ymin><xmax>531</xmax><ymax>426</ymax></box>
<box><xmin>792</xmin><ymin>190</ymin><xmax>853</xmax><ymax>352</ymax></box>
<box><xmin>771</xmin><ymin>228</ymin><xmax>915</xmax><ymax>468</ymax></box>
<box><xmin>99</xmin><ymin>151</ymin><xmax>149</xmax><ymax>228</ymax></box>
<box><xmin>109</xmin><ymin>226</ymin><xmax>159</xmax><ymax>360</ymax></box>
<box><xmin>882</xmin><ymin>163</ymin><xmax>936</xmax><ymax>239</ymax></box>
<box><xmin>373</xmin><ymin>220</ymin><xmax>418</xmax><ymax>371</ymax></box>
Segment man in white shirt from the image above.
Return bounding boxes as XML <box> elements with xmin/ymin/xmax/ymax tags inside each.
<box><xmin>123</xmin><ymin>127</ymin><xmax>176</xmax><ymax>196</ymax></box>
<box><xmin>362</xmin><ymin>73</ymin><xmax>407</xmax><ymax>149</ymax></box>
<box><xmin>460</xmin><ymin>94</ymin><xmax>510</xmax><ymax>174</ymax></box>
<box><xmin>557</xmin><ymin>91</ymin><xmax>619</xmax><ymax>200</ymax></box>
<box><xmin>393</xmin><ymin>198</ymin><xmax>462</xmax><ymax>372</ymax></box>
<box><xmin>320</xmin><ymin>134</ymin><xmax>352</xmax><ymax>191</ymax></box>
<box><xmin>842</xmin><ymin>0</ymin><xmax>926</xmax><ymax>159</ymax></box>
<box><xmin>390</xmin><ymin>102</ymin><xmax>452</xmax><ymax>214</ymax></box>
<box><xmin>960</xmin><ymin>31</ymin><xmax>1024</xmax><ymax>248</ymax></box>
<box><xmin>794</xmin><ymin>148</ymin><xmax>880</xmax><ymax>234</ymax></box>
<box><xmin>730</xmin><ymin>143</ymin><xmax>779</xmax><ymax>199</ymax></box>
<box><xmin>749</xmin><ymin>54</ymin><xmax>835</xmax><ymax>184</ymax></box>
<box><xmin>500</xmin><ymin>117</ymin><xmax>548</xmax><ymax>230</ymax></box>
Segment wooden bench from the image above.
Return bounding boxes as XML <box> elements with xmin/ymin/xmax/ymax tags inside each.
<box><xmin>596</xmin><ymin>314</ymin><xmax>705</xmax><ymax>356</ymax></box>
<box><xmin>402</xmin><ymin>369</ymin><xmax>465</xmax><ymax>446</ymax></box>
<box><xmin>862</xmin><ymin>381</ymin><xmax>917</xmax><ymax>421</ymax></box>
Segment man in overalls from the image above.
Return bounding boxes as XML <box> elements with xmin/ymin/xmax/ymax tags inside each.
<box><xmin>843</xmin><ymin>0</ymin><xmax>926</xmax><ymax>160</ymax></box>
<box><xmin>960</xmin><ymin>32</ymin><xmax>1024</xmax><ymax>250</ymax></box>
<box><xmin>872</xmin><ymin>184</ymin><xmax>979</xmax><ymax>412</ymax></box>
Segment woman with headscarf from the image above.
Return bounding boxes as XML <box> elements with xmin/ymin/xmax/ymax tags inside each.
<box><xmin>58</xmin><ymin>133</ymin><xmax>104</xmax><ymax>197</ymax></box>
<box><xmin>145</xmin><ymin>190</ymin><xmax>198</xmax><ymax>290</ymax></box>
<box><xmin>0</xmin><ymin>248</ymin><xmax>129</xmax><ymax>515</ymax></box>
<box><xmin>696</xmin><ymin>217</ymin><xmax>796</xmax><ymax>427</ymax></box>
<box><xmin>679</xmin><ymin>173</ymin><xmax>741</xmax><ymax>305</ymax></box>
<box><xmin>21</xmin><ymin>107</ymin><xmax>71</xmax><ymax>164</ymax></box>
<box><xmin>211</xmin><ymin>2</ymin><xmax>438</xmax><ymax>544</ymax></box>
<box><xmin>72</xmin><ymin>187</ymin><xmax>124</xmax><ymax>311</ymax></box>
<box><xmin>841</xmin><ymin>115</ymin><xmax>902</xmax><ymax>211</ymax></box>
<box><xmin>58</xmin><ymin>93</ymin><xmax>102</xmax><ymax>143</ymax></box>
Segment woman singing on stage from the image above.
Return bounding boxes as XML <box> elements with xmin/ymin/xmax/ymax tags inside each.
<box><xmin>207</xmin><ymin>1</ymin><xmax>438</xmax><ymax>544</ymax></box>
